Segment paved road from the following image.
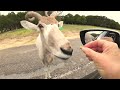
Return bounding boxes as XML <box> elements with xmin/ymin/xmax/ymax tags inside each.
<box><xmin>0</xmin><ymin>38</ymin><xmax>97</xmax><ymax>79</ymax></box>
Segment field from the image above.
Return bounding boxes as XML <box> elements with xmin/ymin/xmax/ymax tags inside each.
<box><xmin>0</xmin><ymin>24</ymin><xmax>118</xmax><ymax>50</ymax></box>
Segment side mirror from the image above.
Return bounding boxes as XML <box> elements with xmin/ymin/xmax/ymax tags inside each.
<box><xmin>80</xmin><ymin>29</ymin><xmax>120</xmax><ymax>48</ymax></box>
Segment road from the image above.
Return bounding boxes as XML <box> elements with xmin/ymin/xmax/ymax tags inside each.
<box><xmin>0</xmin><ymin>38</ymin><xmax>97</xmax><ymax>79</ymax></box>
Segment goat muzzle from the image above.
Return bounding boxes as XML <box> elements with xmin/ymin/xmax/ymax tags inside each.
<box><xmin>60</xmin><ymin>43</ymin><xmax>73</xmax><ymax>55</ymax></box>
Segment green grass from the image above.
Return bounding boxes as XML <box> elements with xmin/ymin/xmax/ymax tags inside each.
<box><xmin>0</xmin><ymin>24</ymin><xmax>119</xmax><ymax>40</ymax></box>
<box><xmin>63</xmin><ymin>24</ymin><xmax>98</xmax><ymax>31</ymax></box>
<box><xmin>62</xmin><ymin>24</ymin><xmax>108</xmax><ymax>33</ymax></box>
<box><xmin>0</xmin><ymin>28</ymin><xmax>37</xmax><ymax>40</ymax></box>
<box><xmin>62</xmin><ymin>24</ymin><xmax>120</xmax><ymax>33</ymax></box>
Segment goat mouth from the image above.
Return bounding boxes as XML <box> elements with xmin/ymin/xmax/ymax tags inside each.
<box><xmin>60</xmin><ymin>48</ymin><xmax>73</xmax><ymax>56</ymax></box>
<box><xmin>55</xmin><ymin>55</ymin><xmax>69</xmax><ymax>60</ymax></box>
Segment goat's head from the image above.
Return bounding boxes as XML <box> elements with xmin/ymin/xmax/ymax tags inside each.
<box><xmin>20</xmin><ymin>11</ymin><xmax>73</xmax><ymax>60</ymax></box>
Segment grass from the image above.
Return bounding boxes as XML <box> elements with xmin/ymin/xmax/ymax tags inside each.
<box><xmin>62</xmin><ymin>24</ymin><xmax>109</xmax><ymax>33</ymax></box>
<box><xmin>63</xmin><ymin>24</ymin><xmax>98</xmax><ymax>31</ymax></box>
<box><xmin>0</xmin><ymin>28</ymin><xmax>37</xmax><ymax>40</ymax></box>
<box><xmin>62</xmin><ymin>24</ymin><xmax>120</xmax><ymax>31</ymax></box>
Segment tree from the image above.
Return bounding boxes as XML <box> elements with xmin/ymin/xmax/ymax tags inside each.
<box><xmin>63</xmin><ymin>13</ymin><xmax>74</xmax><ymax>24</ymax></box>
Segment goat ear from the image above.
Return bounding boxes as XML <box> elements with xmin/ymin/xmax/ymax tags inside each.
<box><xmin>58</xmin><ymin>21</ymin><xmax>63</xmax><ymax>27</ymax></box>
<box><xmin>20</xmin><ymin>20</ymin><xmax>39</xmax><ymax>31</ymax></box>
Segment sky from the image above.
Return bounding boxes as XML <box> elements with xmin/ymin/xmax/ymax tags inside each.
<box><xmin>1</xmin><ymin>11</ymin><xmax>120</xmax><ymax>24</ymax></box>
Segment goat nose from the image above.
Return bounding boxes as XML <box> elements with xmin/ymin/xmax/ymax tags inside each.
<box><xmin>60</xmin><ymin>44</ymin><xmax>73</xmax><ymax>55</ymax></box>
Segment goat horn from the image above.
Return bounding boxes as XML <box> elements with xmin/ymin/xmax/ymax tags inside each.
<box><xmin>25</xmin><ymin>11</ymin><xmax>42</xmax><ymax>21</ymax></box>
<box><xmin>45</xmin><ymin>11</ymin><xmax>49</xmax><ymax>16</ymax></box>
<box><xmin>50</xmin><ymin>11</ymin><xmax>63</xmax><ymax>17</ymax></box>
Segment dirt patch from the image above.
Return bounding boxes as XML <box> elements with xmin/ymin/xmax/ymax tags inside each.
<box><xmin>63</xmin><ymin>31</ymin><xmax>79</xmax><ymax>37</ymax></box>
<box><xmin>0</xmin><ymin>36</ymin><xmax>36</xmax><ymax>50</ymax></box>
<box><xmin>0</xmin><ymin>33</ymin><xmax>80</xmax><ymax>50</ymax></box>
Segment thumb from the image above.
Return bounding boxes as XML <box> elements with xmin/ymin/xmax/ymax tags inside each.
<box><xmin>81</xmin><ymin>46</ymin><xmax>102</xmax><ymax>63</ymax></box>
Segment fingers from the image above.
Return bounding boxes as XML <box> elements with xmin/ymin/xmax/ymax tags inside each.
<box><xmin>90</xmin><ymin>47</ymin><xmax>103</xmax><ymax>53</ymax></box>
<box><xmin>81</xmin><ymin>46</ymin><xmax>101</xmax><ymax>62</ymax></box>
<box><xmin>84</xmin><ymin>40</ymin><xmax>106</xmax><ymax>48</ymax></box>
<box><xmin>80</xmin><ymin>39</ymin><xmax>119</xmax><ymax>64</ymax></box>
<box><xmin>86</xmin><ymin>54</ymin><xmax>93</xmax><ymax>61</ymax></box>
<box><xmin>84</xmin><ymin>40</ymin><xmax>117</xmax><ymax>51</ymax></box>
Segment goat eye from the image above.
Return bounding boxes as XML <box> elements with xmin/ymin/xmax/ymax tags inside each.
<box><xmin>38</xmin><ymin>24</ymin><xmax>44</xmax><ymax>29</ymax></box>
<box><xmin>58</xmin><ymin>24</ymin><xmax>59</xmax><ymax>27</ymax></box>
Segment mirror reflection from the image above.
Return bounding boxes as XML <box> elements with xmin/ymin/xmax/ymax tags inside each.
<box><xmin>85</xmin><ymin>31</ymin><xmax>115</xmax><ymax>44</ymax></box>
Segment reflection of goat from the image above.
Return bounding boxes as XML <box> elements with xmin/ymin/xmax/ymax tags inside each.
<box><xmin>20</xmin><ymin>11</ymin><xmax>73</xmax><ymax>79</ymax></box>
<box><xmin>85</xmin><ymin>33</ymin><xmax>95</xmax><ymax>43</ymax></box>
<box><xmin>85</xmin><ymin>33</ymin><xmax>114</xmax><ymax>43</ymax></box>
<box><xmin>100</xmin><ymin>37</ymin><xmax>114</xmax><ymax>42</ymax></box>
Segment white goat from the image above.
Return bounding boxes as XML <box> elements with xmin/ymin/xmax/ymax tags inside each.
<box><xmin>85</xmin><ymin>33</ymin><xmax>95</xmax><ymax>43</ymax></box>
<box><xmin>20</xmin><ymin>11</ymin><xmax>73</xmax><ymax>79</ymax></box>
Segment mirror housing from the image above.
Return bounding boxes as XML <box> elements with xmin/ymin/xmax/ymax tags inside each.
<box><xmin>80</xmin><ymin>29</ymin><xmax>120</xmax><ymax>48</ymax></box>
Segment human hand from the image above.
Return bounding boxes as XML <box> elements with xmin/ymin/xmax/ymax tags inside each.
<box><xmin>81</xmin><ymin>40</ymin><xmax>120</xmax><ymax>79</ymax></box>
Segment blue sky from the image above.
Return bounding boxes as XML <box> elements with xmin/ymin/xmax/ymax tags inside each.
<box><xmin>1</xmin><ymin>11</ymin><xmax>120</xmax><ymax>24</ymax></box>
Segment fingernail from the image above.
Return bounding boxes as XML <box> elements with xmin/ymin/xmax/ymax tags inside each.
<box><xmin>80</xmin><ymin>46</ymin><xmax>83</xmax><ymax>49</ymax></box>
<box><xmin>81</xmin><ymin>46</ymin><xmax>88</xmax><ymax>51</ymax></box>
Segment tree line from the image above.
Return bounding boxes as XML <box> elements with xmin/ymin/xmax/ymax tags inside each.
<box><xmin>0</xmin><ymin>12</ymin><xmax>27</xmax><ymax>33</ymax></box>
<box><xmin>0</xmin><ymin>12</ymin><xmax>120</xmax><ymax>33</ymax></box>
<box><xmin>62</xmin><ymin>13</ymin><xmax>120</xmax><ymax>30</ymax></box>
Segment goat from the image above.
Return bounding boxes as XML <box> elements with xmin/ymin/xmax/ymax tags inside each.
<box><xmin>20</xmin><ymin>11</ymin><xmax>73</xmax><ymax>79</ymax></box>
<box><xmin>99</xmin><ymin>37</ymin><xmax>114</xmax><ymax>42</ymax></box>
<box><xmin>85</xmin><ymin>33</ymin><xmax>95</xmax><ymax>43</ymax></box>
